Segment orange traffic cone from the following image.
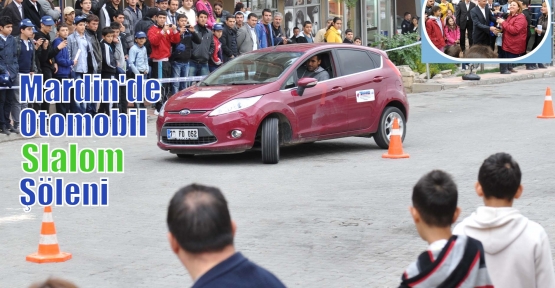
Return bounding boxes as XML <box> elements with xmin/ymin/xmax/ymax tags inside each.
<box><xmin>382</xmin><ymin>117</ymin><xmax>409</xmax><ymax>159</ymax></box>
<box><xmin>538</xmin><ymin>87</ymin><xmax>555</xmax><ymax>118</ymax></box>
<box><xmin>26</xmin><ymin>206</ymin><xmax>72</xmax><ymax>263</ymax></box>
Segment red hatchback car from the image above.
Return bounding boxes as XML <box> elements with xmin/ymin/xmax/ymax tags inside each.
<box><xmin>156</xmin><ymin>44</ymin><xmax>409</xmax><ymax>164</ymax></box>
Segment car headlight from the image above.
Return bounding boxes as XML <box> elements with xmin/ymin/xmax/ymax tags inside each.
<box><xmin>159</xmin><ymin>102</ymin><xmax>166</xmax><ymax>117</ymax></box>
<box><xmin>209</xmin><ymin>96</ymin><xmax>262</xmax><ymax>116</ymax></box>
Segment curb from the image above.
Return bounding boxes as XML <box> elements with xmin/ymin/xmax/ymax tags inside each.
<box><xmin>411</xmin><ymin>70</ymin><xmax>555</xmax><ymax>93</ymax></box>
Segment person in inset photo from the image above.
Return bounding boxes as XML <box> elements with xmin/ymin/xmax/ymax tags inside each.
<box><xmin>285</xmin><ymin>0</ymin><xmax>294</xmax><ymax>6</ymax></box>
<box><xmin>296</xmin><ymin>0</ymin><xmax>304</xmax><ymax>5</ymax></box>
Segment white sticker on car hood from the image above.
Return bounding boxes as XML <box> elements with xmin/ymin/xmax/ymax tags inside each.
<box><xmin>356</xmin><ymin>89</ymin><xmax>375</xmax><ymax>102</ymax></box>
<box><xmin>188</xmin><ymin>90</ymin><xmax>220</xmax><ymax>98</ymax></box>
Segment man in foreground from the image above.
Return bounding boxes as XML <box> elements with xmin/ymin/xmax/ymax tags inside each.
<box><xmin>167</xmin><ymin>184</ymin><xmax>286</xmax><ymax>287</ymax></box>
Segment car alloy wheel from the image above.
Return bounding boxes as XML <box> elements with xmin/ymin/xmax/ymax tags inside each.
<box><xmin>374</xmin><ymin>106</ymin><xmax>406</xmax><ymax>149</ymax></box>
<box><xmin>261</xmin><ymin>117</ymin><xmax>280</xmax><ymax>164</ymax></box>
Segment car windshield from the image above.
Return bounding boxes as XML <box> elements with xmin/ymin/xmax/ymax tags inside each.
<box><xmin>200</xmin><ymin>52</ymin><xmax>304</xmax><ymax>86</ymax></box>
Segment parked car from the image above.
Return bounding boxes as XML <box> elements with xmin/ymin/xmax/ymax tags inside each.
<box><xmin>156</xmin><ymin>43</ymin><xmax>409</xmax><ymax>164</ymax></box>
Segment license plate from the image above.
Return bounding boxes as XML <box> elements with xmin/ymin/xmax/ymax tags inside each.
<box><xmin>167</xmin><ymin>129</ymin><xmax>199</xmax><ymax>140</ymax></box>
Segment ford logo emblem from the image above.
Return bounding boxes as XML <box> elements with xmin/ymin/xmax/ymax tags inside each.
<box><xmin>179</xmin><ymin>109</ymin><xmax>191</xmax><ymax>116</ymax></box>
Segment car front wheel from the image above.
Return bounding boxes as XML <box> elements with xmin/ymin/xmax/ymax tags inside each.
<box><xmin>374</xmin><ymin>106</ymin><xmax>406</xmax><ymax>149</ymax></box>
<box><xmin>261</xmin><ymin>117</ymin><xmax>280</xmax><ymax>164</ymax></box>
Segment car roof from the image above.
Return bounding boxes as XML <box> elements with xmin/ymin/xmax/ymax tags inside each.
<box><xmin>251</xmin><ymin>43</ymin><xmax>389</xmax><ymax>59</ymax></box>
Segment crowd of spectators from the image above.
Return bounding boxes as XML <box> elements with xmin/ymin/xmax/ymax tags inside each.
<box><xmin>0</xmin><ymin>0</ymin><xmax>365</xmax><ymax>135</ymax></box>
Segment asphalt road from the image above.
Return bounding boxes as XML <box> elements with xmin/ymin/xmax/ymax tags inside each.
<box><xmin>1</xmin><ymin>78</ymin><xmax>554</xmax><ymax>287</ymax></box>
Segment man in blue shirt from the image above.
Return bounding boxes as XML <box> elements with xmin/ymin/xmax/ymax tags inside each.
<box><xmin>167</xmin><ymin>184</ymin><xmax>286</xmax><ymax>288</ymax></box>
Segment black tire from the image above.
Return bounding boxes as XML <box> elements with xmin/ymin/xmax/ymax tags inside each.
<box><xmin>374</xmin><ymin>106</ymin><xmax>406</xmax><ymax>149</ymax></box>
<box><xmin>261</xmin><ymin>117</ymin><xmax>280</xmax><ymax>164</ymax></box>
<box><xmin>177</xmin><ymin>154</ymin><xmax>194</xmax><ymax>158</ymax></box>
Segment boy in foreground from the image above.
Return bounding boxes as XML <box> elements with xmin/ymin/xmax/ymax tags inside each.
<box><xmin>400</xmin><ymin>170</ymin><xmax>493</xmax><ymax>288</ymax></box>
<box><xmin>453</xmin><ymin>153</ymin><xmax>555</xmax><ymax>287</ymax></box>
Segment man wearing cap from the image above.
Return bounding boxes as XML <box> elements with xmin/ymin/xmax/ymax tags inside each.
<box><xmin>23</xmin><ymin>0</ymin><xmax>44</xmax><ymax>28</ymax></box>
<box><xmin>1</xmin><ymin>0</ymin><xmax>24</xmax><ymax>36</ymax></box>
<box><xmin>314</xmin><ymin>16</ymin><xmax>333</xmax><ymax>43</ymax></box>
<box><xmin>123</xmin><ymin>0</ymin><xmax>142</xmax><ymax>50</ymax></box>
<box><xmin>67</xmin><ymin>15</ymin><xmax>91</xmax><ymax>113</ymax></box>
<box><xmin>148</xmin><ymin>10</ymin><xmax>180</xmax><ymax>112</ymax></box>
<box><xmin>209</xmin><ymin>23</ymin><xmax>224</xmax><ymax>72</ymax></box>
<box><xmin>64</xmin><ymin>7</ymin><xmax>75</xmax><ymax>34</ymax></box>
<box><xmin>170</xmin><ymin>14</ymin><xmax>200</xmax><ymax>94</ymax></box>
<box><xmin>34</xmin><ymin>15</ymin><xmax>61</xmax><ymax>112</ymax></box>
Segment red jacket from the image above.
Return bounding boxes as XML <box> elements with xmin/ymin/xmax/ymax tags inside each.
<box><xmin>501</xmin><ymin>13</ymin><xmax>528</xmax><ymax>55</ymax></box>
<box><xmin>426</xmin><ymin>18</ymin><xmax>445</xmax><ymax>50</ymax></box>
<box><xmin>147</xmin><ymin>25</ymin><xmax>181</xmax><ymax>60</ymax></box>
<box><xmin>211</xmin><ymin>35</ymin><xmax>222</xmax><ymax>65</ymax></box>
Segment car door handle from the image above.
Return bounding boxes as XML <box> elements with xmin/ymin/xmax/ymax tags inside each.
<box><xmin>330</xmin><ymin>86</ymin><xmax>343</xmax><ymax>92</ymax></box>
<box><xmin>373</xmin><ymin>76</ymin><xmax>384</xmax><ymax>82</ymax></box>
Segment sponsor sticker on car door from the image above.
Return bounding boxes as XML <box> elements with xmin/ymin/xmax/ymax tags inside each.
<box><xmin>356</xmin><ymin>89</ymin><xmax>375</xmax><ymax>103</ymax></box>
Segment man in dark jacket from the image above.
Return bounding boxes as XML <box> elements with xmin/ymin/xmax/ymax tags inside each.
<box><xmin>34</xmin><ymin>15</ymin><xmax>60</xmax><ymax>112</ymax></box>
<box><xmin>99</xmin><ymin>27</ymin><xmax>117</xmax><ymax>115</ymax></box>
<box><xmin>85</xmin><ymin>14</ymin><xmax>102</xmax><ymax>75</ymax></box>
<box><xmin>220</xmin><ymin>14</ymin><xmax>238</xmax><ymax>63</ymax></box>
<box><xmin>343</xmin><ymin>29</ymin><xmax>354</xmax><ymax>43</ymax></box>
<box><xmin>0</xmin><ymin>16</ymin><xmax>19</xmax><ymax>135</ymax></box>
<box><xmin>270</xmin><ymin>12</ymin><xmax>287</xmax><ymax>45</ymax></box>
<box><xmin>401</xmin><ymin>12</ymin><xmax>412</xmax><ymax>34</ymax></box>
<box><xmin>23</xmin><ymin>0</ymin><xmax>43</xmax><ymax>27</ymax></box>
<box><xmin>455</xmin><ymin>0</ymin><xmax>476</xmax><ymax>52</ymax></box>
<box><xmin>171</xmin><ymin>13</ymin><xmax>200</xmax><ymax>94</ymax></box>
<box><xmin>470</xmin><ymin>0</ymin><xmax>498</xmax><ymax>46</ymax></box>
<box><xmin>188</xmin><ymin>10</ymin><xmax>214</xmax><ymax>79</ymax></box>
<box><xmin>1</xmin><ymin>0</ymin><xmax>24</xmax><ymax>36</ymax></box>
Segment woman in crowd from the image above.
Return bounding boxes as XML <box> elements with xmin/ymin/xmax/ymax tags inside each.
<box><xmin>213</xmin><ymin>1</ymin><xmax>230</xmax><ymax>24</ymax></box>
<box><xmin>234</xmin><ymin>2</ymin><xmax>245</xmax><ymax>14</ymax></box>
<box><xmin>444</xmin><ymin>16</ymin><xmax>460</xmax><ymax>47</ymax></box>
<box><xmin>531</xmin><ymin>1</ymin><xmax>548</xmax><ymax>69</ymax></box>
<box><xmin>324</xmin><ymin>17</ymin><xmax>342</xmax><ymax>43</ymax></box>
<box><xmin>410</xmin><ymin>16</ymin><xmax>421</xmax><ymax>41</ymax></box>
<box><xmin>496</xmin><ymin>0</ymin><xmax>527</xmax><ymax>74</ymax></box>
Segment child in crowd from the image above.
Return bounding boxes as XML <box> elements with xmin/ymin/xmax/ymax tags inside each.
<box><xmin>128</xmin><ymin>31</ymin><xmax>149</xmax><ymax>108</ymax></box>
<box><xmin>99</xmin><ymin>27</ymin><xmax>117</xmax><ymax>115</ymax></box>
<box><xmin>444</xmin><ymin>16</ymin><xmax>460</xmax><ymax>47</ymax></box>
<box><xmin>0</xmin><ymin>16</ymin><xmax>19</xmax><ymax>135</ymax></box>
<box><xmin>400</xmin><ymin>170</ymin><xmax>493</xmax><ymax>287</ymax></box>
<box><xmin>53</xmin><ymin>24</ymin><xmax>73</xmax><ymax>116</ymax></box>
<box><xmin>425</xmin><ymin>6</ymin><xmax>445</xmax><ymax>52</ymax></box>
<box><xmin>110</xmin><ymin>22</ymin><xmax>127</xmax><ymax>113</ymax></box>
<box><xmin>209</xmin><ymin>23</ymin><xmax>223</xmax><ymax>72</ymax></box>
<box><xmin>454</xmin><ymin>153</ymin><xmax>555</xmax><ymax>287</ymax></box>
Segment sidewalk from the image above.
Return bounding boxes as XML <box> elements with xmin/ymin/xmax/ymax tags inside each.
<box><xmin>411</xmin><ymin>65</ymin><xmax>555</xmax><ymax>93</ymax></box>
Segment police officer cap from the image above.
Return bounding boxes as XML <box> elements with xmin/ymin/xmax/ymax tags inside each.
<box><xmin>20</xmin><ymin>19</ymin><xmax>35</xmax><ymax>29</ymax></box>
<box><xmin>135</xmin><ymin>31</ymin><xmax>147</xmax><ymax>38</ymax></box>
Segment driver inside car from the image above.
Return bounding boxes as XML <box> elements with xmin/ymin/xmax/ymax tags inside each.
<box><xmin>297</xmin><ymin>54</ymin><xmax>330</xmax><ymax>82</ymax></box>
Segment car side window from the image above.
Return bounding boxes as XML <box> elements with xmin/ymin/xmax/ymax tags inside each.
<box><xmin>367</xmin><ymin>52</ymin><xmax>382</xmax><ymax>68</ymax></box>
<box><xmin>336</xmin><ymin>49</ymin><xmax>377</xmax><ymax>76</ymax></box>
<box><xmin>283</xmin><ymin>52</ymin><xmax>334</xmax><ymax>90</ymax></box>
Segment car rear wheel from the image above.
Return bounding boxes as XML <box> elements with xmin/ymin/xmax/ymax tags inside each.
<box><xmin>261</xmin><ymin>117</ymin><xmax>280</xmax><ymax>164</ymax></box>
<box><xmin>374</xmin><ymin>106</ymin><xmax>406</xmax><ymax>149</ymax></box>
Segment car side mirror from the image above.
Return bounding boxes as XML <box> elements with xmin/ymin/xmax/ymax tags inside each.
<box><xmin>296</xmin><ymin>77</ymin><xmax>318</xmax><ymax>96</ymax></box>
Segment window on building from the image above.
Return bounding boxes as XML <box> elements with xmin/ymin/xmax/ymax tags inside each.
<box><xmin>284</xmin><ymin>0</ymin><xmax>320</xmax><ymax>39</ymax></box>
<box><xmin>336</xmin><ymin>49</ymin><xmax>377</xmax><ymax>75</ymax></box>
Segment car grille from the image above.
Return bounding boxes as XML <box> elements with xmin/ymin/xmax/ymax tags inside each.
<box><xmin>162</xmin><ymin>136</ymin><xmax>217</xmax><ymax>145</ymax></box>
<box><xmin>162</xmin><ymin>123</ymin><xmax>217</xmax><ymax>145</ymax></box>
<box><xmin>164</xmin><ymin>122</ymin><xmax>206</xmax><ymax>127</ymax></box>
